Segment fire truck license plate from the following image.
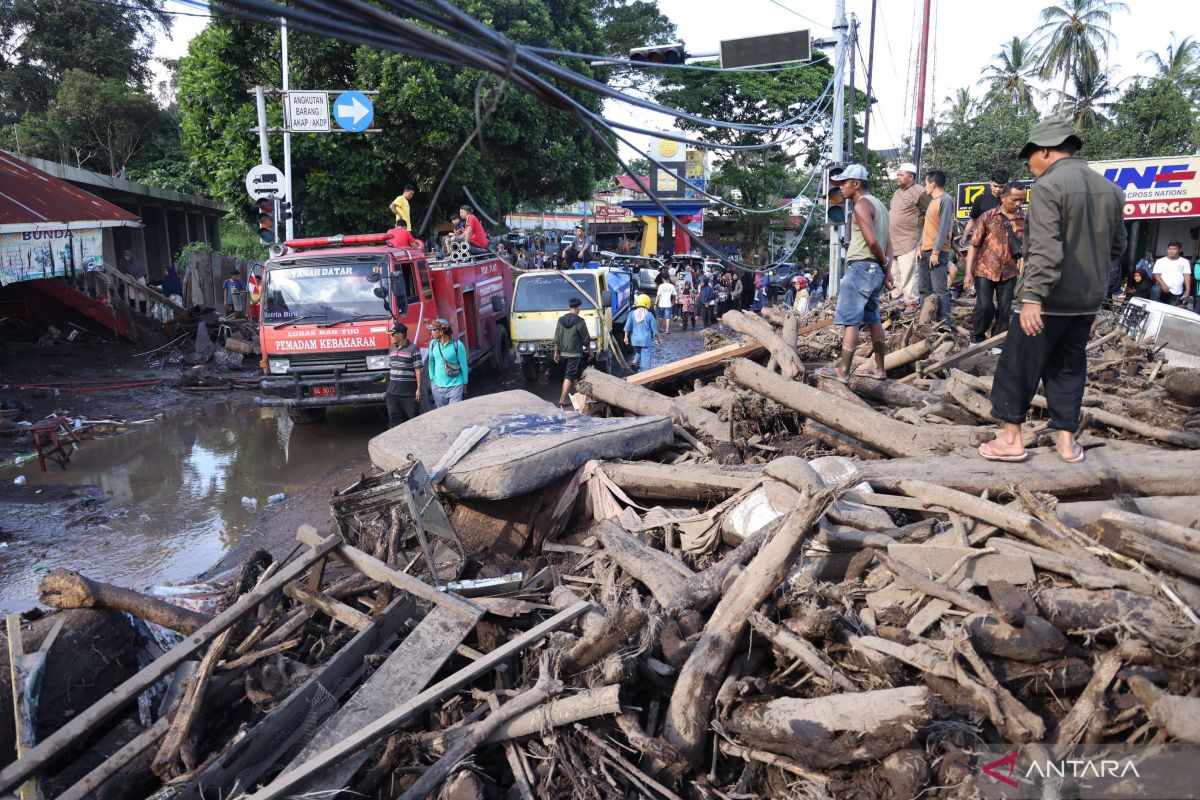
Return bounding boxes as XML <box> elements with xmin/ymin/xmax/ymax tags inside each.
<box><xmin>311</xmin><ymin>385</ymin><xmax>336</xmax><ymax>398</ymax></box>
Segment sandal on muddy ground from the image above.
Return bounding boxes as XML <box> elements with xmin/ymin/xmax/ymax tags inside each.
<box><xmin>815</xmin><ymin>366</ymin><xmax>849</xmax><ymax>385</ymax></box>
<box><xmin>977</xmin><ymin>441</ymin><xmax>1029</xmax><ymax>462</ymax></box>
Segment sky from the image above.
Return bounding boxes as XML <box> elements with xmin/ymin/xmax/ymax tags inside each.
<box><xmin>150</xmin><ymin>0</ymin><xmax>1179</xmax><ymax>159</ymax></box>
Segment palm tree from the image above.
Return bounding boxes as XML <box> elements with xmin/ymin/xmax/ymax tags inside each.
<box><xmin>1141</xmin><ymin>34</ymin><xmax>1200</xmax><ymax>98</ymax></box>
<box><xmin>978</xmin><ymin>36</ymin><xmax>1043</xmax><ymax>112</ymax></box>
<box><xmin>940</xmin><ymin>88</ymin><xmax>975</xmax><ymax>126</ymax></box>
<box><xmin>1035</xmin><ymin>0</ymin><xmax>1129</xmax><ymax>105</ymax></box>
<box><xmin>1057</xmin><ymin>64</ymin><xmax>1115</xmax><ymax>128</ymax></box>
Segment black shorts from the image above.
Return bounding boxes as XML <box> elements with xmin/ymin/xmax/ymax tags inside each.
<box><xmin>563</xmin><ymin>355</ymin><xmax>585</xmax><ymax>381</ymax></box>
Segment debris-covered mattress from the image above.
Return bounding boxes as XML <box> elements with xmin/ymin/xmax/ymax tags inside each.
<box><xmin>368</xmin><ymin>390</ymin><xmax>673</xmax><ymax>499</ymax></box>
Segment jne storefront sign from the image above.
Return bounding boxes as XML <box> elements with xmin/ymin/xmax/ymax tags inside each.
<box><xmin>1090</xmin><ymin>155</ymin><xmax>1200</xmax><ymax>220</ymax></box>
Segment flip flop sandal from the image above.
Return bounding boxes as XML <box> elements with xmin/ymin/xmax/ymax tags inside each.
<box><xmin>1061</xmin><ymin>444</ymin><xmax>1086</xmax><ymax>463</ymax></box>
<box><xmin>978</xmin><ymin>442</ymin><xmax>1030</xmax><ymax>462</ymax></box>
<box><xmin>816</xmin><ymin>366</ymin><xmax>849</xmax><ymax>385</ymax></box>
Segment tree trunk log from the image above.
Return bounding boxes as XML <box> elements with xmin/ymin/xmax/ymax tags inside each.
<box><xmin>1128</xmin><ymin>678</ymin><xmax>1200</xmax><ymax>744</ymax></box>
<box><xmin>664</xmin><ymin>470</ymin><xmax>843</xmax><ymax>766</ymax></box>
<box><xmin>854</xmin><ymin>339</ymin><xmax>931</xmax><ymax>373</ymax></box>
<box><xmin>847</xmin><ymin>376</ymin><xmax>977</xmax><ymax>425</ymax></box>
<box><xmin>955</xmin><ymin>371</ymin><xmax>1200</xmax><ymax>448</ymax></box>
<box><xmin>727</xmin><ymin>358</ymin><xmax>986</xmax><ymax>457</ymax></box>
<box><xmin>433</xmin><ymin>684</ymin><xmax>623</xmax><ymax>752</ymax></box>
<box><xmin>1086</xmin><ymin>518</ymin><xmax>1200</xmax><ymax>581</ymax></box>
<box><xmin>1036</xmin><ymin>587</ymin><xmax>1196</xmax><ymax>653</ymax></box>
<box><xmin>577</xmin><ymin>368</ymin><xmax>730</xmax><ymax>443</ymax></box>
<box><xmin>725</xmin><ymin>687</ymin><xmax>932</xmax><ymax>768</ymax></box>
<box><xmin>859</xmin><ymin>445</ymin><xmax>1200</xmax><ymax>498</ymax></box>
<box><xmin>594</xmin><ymin>519</ymin><xmax>693</xmax><ymax>607</ymax></box>
<box><xmin>721</xmin><ymin>310</ymin><xmax>805</xmax><ymax>380</ymax></box>
<box><xmin>802</xmin><ymin>421</ymin><xmax>887</xmax><ymax>460</ymax></box>
<box><xmin>39</xmin><ymin>570</ymin><xmax>211</xmax><ymax>634</ymax></box>
<box><xmin>1097</xmin><ymin>509</ymin><xmax>1200</xmax><ymax>554</ymax></box>
<box><xmin>601</xmin><ymin>462</ymin><xmax>756</xmax><ymax>502</ymax></box>
<box><xmin>664</xmin><ymin>517</ymin><xmax>781</xmax><ymax>617</ymax></box>
<box><xmin>1057</xmin><ymin>496</ymin><xmax>1200</xmax><ymax>531</ymax></box>
<box><xmin>678</xmin><ymin>384</ymin><xmax>738</xmax><ymax>411</ymax></box>
<box><xmin>891</xmin><ymin>479</ymin><xmax>1099</xmax><ymax>563</ymax></box>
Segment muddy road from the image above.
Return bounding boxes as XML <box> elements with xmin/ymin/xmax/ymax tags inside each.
<box><xmin>0</xmin><ymin>326</ymin><xmax>711</xmax><ymax>611</ymax></box>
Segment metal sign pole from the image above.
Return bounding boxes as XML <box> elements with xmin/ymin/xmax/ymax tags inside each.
<box><xmin>281</xmin><ymin>19</ymin><xmax>295</xmax><ymax>241</ymax></box>
<box><xmin>254</xmin><ymin>86</ymin><xmax>270</xmax><ymax>166</ymax></box>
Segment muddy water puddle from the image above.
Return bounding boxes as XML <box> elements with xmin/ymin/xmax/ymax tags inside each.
<box><xmin>0</xmin><ymin>401</ymin><xmax>382</xmax><ymax>612</ymax></box>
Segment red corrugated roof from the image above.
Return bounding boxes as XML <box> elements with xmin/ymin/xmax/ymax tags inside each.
<box><xmin>616</xmin><ymin>175</ymin><xmax>648</xmax><ymax>192</ymax></box>
<box><xmin>0</xmin><ymin>151</ymin><xmax>138</xmax><ymax>230</ymax></box>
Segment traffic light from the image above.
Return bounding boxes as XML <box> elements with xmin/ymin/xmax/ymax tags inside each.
<box><xmin>278</xmin><ymin>200</ymin><xmax>293</xmax><ymax>224</ymax></box>
<box><xmin>257</xmin><ymin>197</ymin><xmax>277</xmax><ymax>244</ymax></box>
<box><xmin>824</xmin><ymin>166</ymin><xmax>847</xmax><ymax>227</ymax></box>
<box><xmin>629</xmin><ymin>43</ymin><xmax>687</xmax><ymax>65</ymax></box>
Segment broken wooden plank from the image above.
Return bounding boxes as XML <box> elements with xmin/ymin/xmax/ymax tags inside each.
<box><xmin>178</xmin><ymin>597</ymin><xmax>417</xmax><ymax>800</ymax></box>
<box><xmin>241</xmin><ymin>601</ymin><xmax>592</xmax><ymax>800</ymax></box>
<box><xmin>0</xmin><ymin>534</ymin><xmax>340</xmax><ymax>795</ymax></box>
<box><xmin>601</xmin><ymin>461</ymin><xmax>757</xmax><ymax>502</ymax></box>
<box><xmin>283</xmin><ymin>582</ymin><xmax>371</xmax><ymax>631</ymax></box>
<box><xmin>627</xmin><ymin>341</ymin><xmax>765</xmax><ymax>387</ymax></box>
<box><xmin>56</xmin><ymin>716</ymin><xmax>170</xmax><ymax>800</ymax></box>
<box><xmin>282</xmin><ymin>603</ymin><xmax>484</xmax><ymax>795</ymax></box>
<box><xmin>920</xmin><ymin>331</ymin><xmax>1007</xmax><ymax>376</ymax></box>
<box><xmin>296</xmin><ymin>525</ymin><xmax>482</xmax><ymax>619</ymax></box>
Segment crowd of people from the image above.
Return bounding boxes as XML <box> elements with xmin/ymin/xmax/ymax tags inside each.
<box><xmin>821</xmin><ymin>117</ymin><xmax>1132</xmax><ymax>466</ymax></box>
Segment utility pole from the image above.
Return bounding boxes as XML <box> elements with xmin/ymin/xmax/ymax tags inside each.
<box><xmin>828</xmin><ymin>0</ymin><xmax>848</xmax><ymax>298</ymax></box>
<box><xmin>281</xmin><ymin>19</ymin><xmax>295</xmax><ymax>241</ymax></box>
<box><xmin>847</xmin><ymin>15</ymin><xmax>857</xmax><ymax>159</ymax></box>
<box><xmin>912</xmin><ymin>0</ymin><xmax>933</xmax><ymax>176</ymax></box>
<box><xmin>862</xmin><ymin>0</ymin><xmax>877</xmax><ymax>163</ymax></box>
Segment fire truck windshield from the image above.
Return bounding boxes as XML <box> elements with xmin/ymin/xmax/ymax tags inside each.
<box><xmin>513</xmin><ymin>273</ymin><xmax>601</xmax><ymax>312</ymax></box>
<box><xmin>262</xmin><ymin>261</ymin><xmax>383</xmax><ymax>324</ymax></box>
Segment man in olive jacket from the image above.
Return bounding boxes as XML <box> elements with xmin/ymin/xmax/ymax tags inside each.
<box><xmin>979</xmin><ymin>119</ymin><xmax>1126</xmax><ymax>465</ymax></box>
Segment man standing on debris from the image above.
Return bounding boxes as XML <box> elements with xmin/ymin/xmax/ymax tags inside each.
<box><xmin>918</xmin><ymin>170</ymin><xmax>955</xmax><ymax>333</ymax></box>
<box><xmin>980</xmin><ymin>119</ymin><xmax>1126</xmax><ymax>464</ymax></box>
<box><xmin>887</xmin><ymin>162</ymin><xmax>926</xmax><ymax>310</ymax></box>
<box><xmin>385</xmin><ymin>320</ymin><xmax>422</xmax><ymax>427</ymax></box>
<box><xmin>426</xmin><ymin>318</ymin><xmax>468</xmax><ymax>407</ymax></box>
<box><xmin>553</xmin><ymin>297</ymin><xmax>590</xmax><ymax>409</ymax></box>
<box><xmin>964</xmin><ymin>182</ymin><xmax>1026</xmax><ymax>349</ymax></box>
<box><xmin>816</xmin><ymin>165</ymin><xmax>894</xmax><ymax>383</ymax></box>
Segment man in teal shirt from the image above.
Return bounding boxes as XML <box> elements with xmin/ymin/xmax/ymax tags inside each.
<box><xmin>426</xmin><ymin>318</ymin><xmax>468</xmax><ymax>407</ymax></box>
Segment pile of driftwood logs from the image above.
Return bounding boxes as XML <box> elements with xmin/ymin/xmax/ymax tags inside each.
<box><xmin>2</xmin><ymin>300</ymin><xmax>1199</xmax><ymax>799</ymax></box>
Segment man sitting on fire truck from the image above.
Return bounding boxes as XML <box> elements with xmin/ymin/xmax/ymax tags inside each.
<box><xmin>459</xmin><ymin>205</ymin><xmax>490</xmax><ymax>256</ymax></box>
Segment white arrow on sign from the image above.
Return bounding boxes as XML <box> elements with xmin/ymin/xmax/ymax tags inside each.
<box><xmin>336</xmin><ymin>95</ymin><xmax>369</xmax><ymax>126</ymax></box>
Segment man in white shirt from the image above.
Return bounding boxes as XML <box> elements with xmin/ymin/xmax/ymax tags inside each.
<box><xmin>1152</xmin><ymin>242</ymin><xmax>1192</xmax><ymax>305</ymax></box>
<box><xmin>655</xmin><ymin>279</ymin><xmax>678</xmax><ymax>334</ymax></box>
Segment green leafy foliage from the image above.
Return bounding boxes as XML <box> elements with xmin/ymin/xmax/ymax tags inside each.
<box><xmin>0</xmin><ymin>0</ymin><xmax>171</xmax><ymax>121</ymax></box>
<box><xmin>176</xmin><ymin>1</ymin><xmax>624</xmax><ymax>237</ymax></box>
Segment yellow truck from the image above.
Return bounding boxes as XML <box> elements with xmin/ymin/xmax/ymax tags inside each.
<box><xmin>510</xmin><ymin>268</ymin><xmax>632</xmax><ymax>382</ymax></box>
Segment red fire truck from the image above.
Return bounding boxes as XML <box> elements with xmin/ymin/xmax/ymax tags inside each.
<box><xmin>255</xmin><ymin>228</ymin><xmax>514</xmax><ymax>423</ymax></box>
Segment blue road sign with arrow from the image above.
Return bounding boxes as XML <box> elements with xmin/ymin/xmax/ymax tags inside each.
<box><xmin>333</xmin><ymin>91</ymin><xmax>374</xmax><ymax>132</ymax></box>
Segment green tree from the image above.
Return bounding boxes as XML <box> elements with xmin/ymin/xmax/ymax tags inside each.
<box><xmin>940</xmin><ymin>88</ymin><xmax>976</xmax><ymax>127</ymax></box>
<box><xmin>1086</xmin><ymin>78</ymin><xmax>1198</xmax><ymax>159</ymax></box>
<box><xmin>1141</xmin><ymin>34</ymin><xmax>1200</xmax><ymax>101</ymax></box>
<box><xmin>0</xmin><ymin>0</ymin><xmax>171</xmax><ymax>120</ymax></box>
<box><xmin>923</xmin><ymin>103</ymin><xmax>1038</xmax><ymax>187</ymax></box>
<box><xmin>1056</xmin><ymin>64</ymin><xmax>1115</xmax><ymax>129</ymax></box>
<box><xmin>1035</xmin><ymin>0</ymin><xmax>1128</xmax><ymax>104</ymax></box>
<box><xmin>978</xmin><ymin>36</ymin><xmax>1043</xmax><ymax>112</ymax></box>
<box><xmin>13</xmin><ymin>70</ymin><xmax>161</xmax><ymax>175</ymax></box>
<box><xmin>595</xmin><ymin>0</ymin><xmax>676</xmax><ymax>56</ymax></box>
<box><xmin>652</xmin><ymin>57</ymin><xmax>840</xmax><ymax>253</ymax></box>
<box><xmin>177</xmin><ymin>1</ymin><xmax>641</xmax><ymax>236</ymax></box>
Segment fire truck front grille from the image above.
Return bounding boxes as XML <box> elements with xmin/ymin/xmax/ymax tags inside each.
<box><xmin>287</xmin><ymin>351</ymin><xmax>386</xmax><ymax>373</ymax></box>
